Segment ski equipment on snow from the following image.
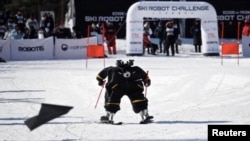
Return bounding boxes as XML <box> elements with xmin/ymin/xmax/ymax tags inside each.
<box><xmin>140</xmin><ymin>115</ymin><xmax>154</xmax><ymax>124</ymax></box>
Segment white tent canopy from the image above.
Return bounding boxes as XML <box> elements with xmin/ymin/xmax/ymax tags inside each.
<box><xmin>126</xmin><ymin>1</ymin><xmax>220</xmax><ymax>56</ymax></box>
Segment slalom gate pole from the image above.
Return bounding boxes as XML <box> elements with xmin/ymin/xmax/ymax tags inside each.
<box><xmin>145</xmin><ymin>71</ymin><xmax>149</xmax><ymax>98</ymax></box>
<box><xmin>94</xmin><ymin>81</ymin><xmax>106</xmax><ymax>109</ymax></box>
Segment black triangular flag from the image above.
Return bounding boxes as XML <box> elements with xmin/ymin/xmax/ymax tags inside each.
<box><xmin>24</xmin><ymin>103</ymin><xmax>73</xmax><ymax>131</ymax></box>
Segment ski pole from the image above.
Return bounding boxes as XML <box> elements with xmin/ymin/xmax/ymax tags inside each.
<box><xmin>94</xmin><ymin>80</ymin><xmax>106</xmax><ymax>109</ymax></box>
<box><xmin>145</xmin><ymin>71</ymin><xmax>149</xmax><ymax>98</ymax></box>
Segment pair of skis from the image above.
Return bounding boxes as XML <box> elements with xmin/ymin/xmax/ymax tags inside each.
<box><xmin>99</xmin><ymin>116</ymin><xmax>153</xmax><ymax>125</ymax></box>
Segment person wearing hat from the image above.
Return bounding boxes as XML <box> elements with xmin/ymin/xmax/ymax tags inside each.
<box><xmin>96</xmin><ymin>60</ymin><xmax>153</xmax><ymax>123</ymax></box>
<box><xmin>242</xmin><ymin>19</ymin><xmax>250</xmax><ymax>36</ymax></box>
<box><xmin>164</xmin><ymin>21</ymin><xmax>176</xmax><ymax>56</ymax></box>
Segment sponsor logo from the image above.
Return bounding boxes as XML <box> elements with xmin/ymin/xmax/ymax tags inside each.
<box><xmin>61</xmin><ymin>44</ymin><xmax>86</xmax><ymax>51</ymax></box>
<box><xmin>61</xmin><ymin>44</ymin><xmax>68</xmax><ymax>51</ymax></box>
<box><xmin>85</xmin><ymin>16</ymin><xmax>124</xmax><ymax>22</ymax></box>
<box><xmin>18</xmin><ymin>46</ymin><xmax>44</xmax><ymax>52</ymax></box>
<box><xmin>130</xmin><ymin>42</ymin><xmax>141</xmax><ymax>45</ymax></box>
<box><xmin>207</xmin><ymin>33</ymin><xmax>216</xmax><ymax>38</ymax></box>
<box><xmin>137</xmin><ymin>5</ymin><xmax>209</xmax><ymax>12</ymax></box>
<box><xmin>203</xmin><ymin>20</ymin><xmax>217</xmax><ymax>24</ymax></box>
<box><xmin>129</xmin><ymin>20</ymin><xmax>143</xmax><ymax>23</ymax></box>
<box><xmin>207</xmin><ymin>41</ymin><xmax>219</xmax><ymax>44</ymax></box>
<box><xmin>132</xmin><ymin>33</ymin><xmax>140</xmax><ymax>38</ymax></box>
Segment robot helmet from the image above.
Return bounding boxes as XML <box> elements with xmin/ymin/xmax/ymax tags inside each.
<box><xmin>126</xmin><ymin>59</ymin><xmax>134</xmax><ymax>67</ymax></box>
<box><xmin>116</xmin><ymin>60</ymin><xmax>124</xmax><ymax>67</ymax></box>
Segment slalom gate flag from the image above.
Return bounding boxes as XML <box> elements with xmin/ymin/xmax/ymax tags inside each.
<box><xmin>24</xmin><ymin>103</ymin><xmax>73</xmax><ymax>131</ymax></box>
<box><xmin>221</xmin><ymin>42</ymin><xmax>239</xmax><ymax>55</ymax></box>
<box><xmin>221</xmin><ymin>42</ymin><xmax>240</xmax><ymax>65</ymax></box>
<box><xmin>86</xmin><ymin>44</ymin><xmax>105</xmax><ymax>58</ymax></box>
<box><xmin>86</xmin><ymin>44</ymin><xmax>105</xmax><ymax>68</ymax></box>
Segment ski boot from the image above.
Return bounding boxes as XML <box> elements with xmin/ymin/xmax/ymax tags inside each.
<box><xmin>139</xmin><ymin>109</ymin><xmax>154</xmax><ymax>124</ymax></box>
<box><xmin>100</xmin><ymin>111</ymin><xmax>115</xmax><ymax>124</ymax></box>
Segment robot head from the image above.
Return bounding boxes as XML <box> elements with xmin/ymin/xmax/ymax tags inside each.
<box><xmin>126</xmin><ymin>59</ymin><xmax>134</xmax><ymax>67</ymax></box>
<box><xmin>116</xmin><ymin>60</ymin><xmax>124</xmax><ymax>67</ymax></box>
<box><xmin>116</xmin><ymin>59</ymin><xmax>134</xmax><ymax>67</ymax></box>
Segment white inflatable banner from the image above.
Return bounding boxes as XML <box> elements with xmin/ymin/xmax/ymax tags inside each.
<box><xmin>0</xmin><ymin>39</ymin><xmax>11</xmax><ymax>61</ymax></box>
<box><xmin>54</xmin><ymin>36</ymin><xmax>97</xmax><ymax>59</ymax></box>
<box><xmin>10</xmin><ymin>37</ymin><xmax>54</xmax><ymax>60</ymax></box>
<box><xmin>241</xmin><ymin>35</ymin><xmax>250</xmax><ymax>57</ymax></box>
<box><xmin>126</xmin><ymin>1</ymin><xmax>219</xmax><ymax>56</ymax></box>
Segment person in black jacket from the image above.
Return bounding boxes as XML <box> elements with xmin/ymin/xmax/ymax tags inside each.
<box><xmin>190</xmin><ymin>20</ymin><xmax>202</xmax><ymax>52</ymax></box>
<box><xmin>173</xmin><ymin>19</ymin><xmax>181</xmax><ymax>54</ymax></box>
<box><xmin>154</xmin><ymin>21</ymin><xmax>165</xmax><ymax>53</ymax></box>
<box><xmin>164</xmin><ymin>21</ymin><xmax>176</xmax><ymax>56</ymax></box>
<box><xmin>96</xmin><ymin>60</ymin><xmax>153</xmax><ymax>123</ymax></box>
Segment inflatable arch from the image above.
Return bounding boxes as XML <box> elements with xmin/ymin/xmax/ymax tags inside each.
<box><xmin>126</xmin><ymin>1</ymin><xmax>220</xmax><ymax>56</ymax></box>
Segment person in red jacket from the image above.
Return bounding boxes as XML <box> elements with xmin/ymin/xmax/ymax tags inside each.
<box><xmin>143</xmin><ymin>32</ymin><xmax>158</xmax><ymax>55</ymax></box>
<box><xmin>103</xmin><ymin>22</ymin><xmax>117</xmax><ymax>55</ymax></box>
<box><xmin>242</xmin><ymin>19</ymin><xmax>250</xmax><ymax>36</ymax></box>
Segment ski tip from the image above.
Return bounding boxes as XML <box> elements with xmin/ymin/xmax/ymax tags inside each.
<box><xmin>98</xmin><ymin>121</ymin><xmax>123</xmax><ymax>125</ymax></box>
<box><xmin>113</xmin><ymin>122</ymin><xmax>123</xmax><ymax>125</ymax></box>
<box><xmin>139</xmin><ymin>120</ymin><xmax>153</xmax><ymax>124</ymax></box>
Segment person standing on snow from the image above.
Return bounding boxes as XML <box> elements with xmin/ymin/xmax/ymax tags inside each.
<box><xmin>164</xmin><ymin>21</ymin><xmax>176</xmax><ymax>56</ymax></box>
<box><xmin>154</xmin><ymin>21</ymin><xmax>165</xmax><ymax>53</ymax></box>
<box><xmin>103</xmin><ymin>22</ymin><xmax>117</xmax><ymax>55</ymax></box>
<box><xmin>190</xmin><ymin>20</ymin><xmax>202</xmax><ymax>53</ymax></box>
<box><xmin>242</xmin><ymin>19</ymin><xmax>250</xmax><ymax>36</ymax></box>
<box><xmin>96</xmin><ymin>60</ymin><xmax>153</xmax><ymax>123</ymax></box>
<box><xmin>173</xmin><ymin>19</ymin><xmax>181</xmax><ymax>54</ymax></box>
<box><xmin>143</xmin><ymin>31</ymin><xmax>158</xmax><ymax>55</ymax></box>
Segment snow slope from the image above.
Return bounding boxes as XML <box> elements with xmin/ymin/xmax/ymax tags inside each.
<box><xmin>0</xmin><ymin>39</ymin><xmax>250</xmax><ymax>141</ymax></box>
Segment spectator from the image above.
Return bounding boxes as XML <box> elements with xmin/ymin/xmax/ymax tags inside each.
<box><xmin>45</xmin><ymin>12</ymin><xmax>54</xmax><ymax>37</ymax></box>
<box><xmin>90</xmin><ymin>23</ymin><xmax>103</xmax><ymax>44</ymax></box>
<box><xmin>143</xmin><ymin>29</ymin><xmax>158</xmax><ymax>55</ymax></box>
<box><xmin>190</xmin><ymin>20</ymin><xmax>202</xmax><ymax>53</ymax></box>
<box><xmin>3</xmin><ymin>26</ymin><xmax>10</xmax><ymax>40</ymax></box>
<box><xmin>143</xmin><ymin>21</ymin><xmax>153</xmax><ymax>39</ymax></box>
<box><xmin>40</xmin><ymin>13</ymin><xmax>47</xmax><ymax>29</ymax></box>
<box><xmin>143</xmin><ymin>21</ymin><xmax>153</xmax><ymax>54</ymax></box>
<box><xmin>164</xmin><ymin>21</ymin><xmax>175</xmax><ymax>56</ymax></box>
<box><xmin>26</xmin><ymin>25</ymin><xmax>37</xmax><ymax>39</ymax></box>
<box><xmin>26</xmin><ymin>14</ymin><xmax>39</xmax><ymax>31</ymax></box>
<box><xmin>242</xmin><ymin>19</ymin><xmax>250</xmax><ymax>36</ymax></box>
<box><xmin>15</xmin><ymin>10</ymin><xmax>25</xmax><ymax>32</ymax></box>
<box><xmin>173</xmin><ymin>19</ymin><xmax>181</xmax><ymax>54</ymax></box>
<box><xmin>9</xmin><ymin>24</ymin><xmax>24</xmax><ymax>39</ymax></box>
<box><xmin>6</xmin><ymin>17</ymin><xmax>16</xmax><ymax>32</ymax></box>
<box><xmin>154</xmin><ymin>21</ymin><xmax>165</xmax><ymax>53</ymax></box>
<box><xmin>103</xmin><ymin>22</ymin><xmax>117</xmax><ymax>55</ymax></box>
<box><xmin>72</xmin><ymin>25</ymin><xmax>82</xmax><ymax>39</ymax></box>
